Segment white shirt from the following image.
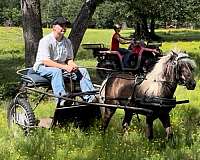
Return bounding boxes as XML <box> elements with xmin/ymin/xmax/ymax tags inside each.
<box><xmin>33</xmin><ymin>33</ymin><xmax>73</xmax><ymax>71</ymax></box>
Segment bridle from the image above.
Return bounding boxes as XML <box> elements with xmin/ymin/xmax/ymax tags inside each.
<box><xmin>147</xmin><ymin>53</ymin><xmax>192</xmax><ymax>86</ymax></box>
<box><xmin>174</xmin><ymin>54</ymin><xmax>192</xmax><ymax>86</ymax></box>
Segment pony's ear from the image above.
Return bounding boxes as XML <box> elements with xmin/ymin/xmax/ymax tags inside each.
<box><xmin>170</xmin><ymin>50</ymin><xmax>178</xmax><ymax>60</ymax></box>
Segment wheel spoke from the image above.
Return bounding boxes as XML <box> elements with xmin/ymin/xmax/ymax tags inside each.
<box><xmin>7</xmin><ymin>98</ymin><xmax>36</xmax><ymax>136</ymax></box>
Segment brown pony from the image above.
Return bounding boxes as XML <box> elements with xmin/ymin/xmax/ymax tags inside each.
<box><xmin>99</xmin><ymin>51</ymin><xmax>196</xmax><ymax>139</ymax></box>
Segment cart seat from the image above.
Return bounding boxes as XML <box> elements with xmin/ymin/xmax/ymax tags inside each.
<box><xmin>21</xmin><ymin>68</ymin><xmax>50</xmax><ymax>87</ymax></box>
<box><xmin>19</xmin><ymin>68</ymin><xmax>78</xmax><ymax>87</ymax></box>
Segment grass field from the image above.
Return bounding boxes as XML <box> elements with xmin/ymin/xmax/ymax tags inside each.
<box><xmin>0</xmin><ymin>27</ymin><xmax>200</xmax><ymax>160</ymax></box>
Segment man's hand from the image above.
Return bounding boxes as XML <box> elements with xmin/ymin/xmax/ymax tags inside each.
<box><xmin>42</xmin><ymin>59</ymin><xmax>78</xmax><ymax>72</ymax></box>
<box><xmin>62</xmin><ymin>64</ymin><xmax>75</xmax><ymax>72</ymax></box>
<box><xmin>67</xmin><ymin>60</ymin><xmax>78</xmax><ymax>71</ymax></box>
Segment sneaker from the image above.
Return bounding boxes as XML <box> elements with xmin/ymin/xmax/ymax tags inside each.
<box><xmin>87</xmin><ymin>95</ymin><xmax>99</xmax><ymax>103</ymax></box>
<box><xmin>60</xmin><ymin>99</ymin><xmax>66</xmax><ymax>106</ymax></box>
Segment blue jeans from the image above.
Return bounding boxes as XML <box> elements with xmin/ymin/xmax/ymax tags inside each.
<box><xmin>75</xmin><ymin>68</ymin><xmax>95</xmax><ymax>101</ymax></box>
<box><xmin>122</xmin><ymin>51</ymin><xmax>134</xmax><ymax>68</ymax></box>
<box><xmin>36</xmin><ymin>66</ymin><xmax>95</xmax><ymax>101</ymax></box>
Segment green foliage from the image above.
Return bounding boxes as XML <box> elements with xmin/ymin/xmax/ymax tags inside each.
<box><xmin>40</xmin><ymin>0</ymin><xmax>83</xmax><ymax>27</ymax></box>
<box><xmin>1</xmin><ymin>0</ymin><xmax>200</xmax><ymax>30</ymax></box>
<box><xmin>160</xmin><ymin>0</ymin><xmax>200</xmax><ymax>24</ymax></box>
<box><xmin>76</xmin><ymin>48</ymin><xmax>94</xmax><ymax>60</ymax></box>
<box><xmin>93</xmin><ymin>1</ymin><xmax>116</xmax><ymax>28</ymax></box>
<box><xmin>61</xmin><ymin>0</ymin><xmax>83</xmax><ymax>23</ymax></box>
<box><xmin>0</xmin><ymin>0</ymin><xmax>21</xmax><ymax>25</ymax></box>
<box><xmin>1</xmin><ymin>7</ymin><xmax>21</xmax><ymax>26</ymax></box>
<box><xmin>15</xmin><ymin>130</ymin><xmax>57</xmax><ymax>160</ymax></box>
<box><xmin>93</xmin><ymin>1</ymin><xmax>130</xmax><ymax>28</ymax></box>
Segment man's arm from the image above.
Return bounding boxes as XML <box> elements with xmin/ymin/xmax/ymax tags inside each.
<box><xmin>120</xmin><ymin>35</ymin><xmax>132</xmax><ymax>42</ymax></box>
<box><xmin>115</xmin><ymin>34</ymin><xmax>131</xmax><ymax>44</ymax></box>
<box><xmin>42</xmin><ymin>59</ymin><xmax>75</xmax><ymax>72</ymax></box>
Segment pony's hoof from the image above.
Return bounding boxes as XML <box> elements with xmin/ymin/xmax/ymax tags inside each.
<box><xmin>166</xmin><ymin>133</ymin><xmax>173</xmax><ymax>140</ymax></box>
<box><xmin>165</xmin><ymin>127</ymin><xmax>173</xmax><ymax>140</ymax></box>
<box><xmin>122</xmin><ymin>129</ymin><xmax>129</xmax><ymax>141</ymax></box>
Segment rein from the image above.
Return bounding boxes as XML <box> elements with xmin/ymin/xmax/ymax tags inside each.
<box><xmin>106</xmin><ymin>72</ymin><xmax>138</xmax><ymax>81</ymax></box>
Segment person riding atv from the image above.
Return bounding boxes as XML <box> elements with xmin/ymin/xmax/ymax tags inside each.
<box><xmin>111</xmin><ymin>24</ymin><xmax>132</xmax><ymax>56</ymax></box>
<box><xmin>110</xmin><ymin>23</ymin><xmax>162</xmax><ymax>72</ymax></box>
<box><xmin>82</xmin><ymin>25</ymin><xmax>163</xmax><ymax>79</ymax></box>
<box><xmin>124</xmin><ymin>38</ymin><xmax>162</xmax><ymax>72</ymax></box>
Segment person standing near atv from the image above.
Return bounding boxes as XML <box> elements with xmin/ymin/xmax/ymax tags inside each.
<box><xmin>33</xmin><ymin>16</ymin><xmax>95</xmax><ymax>105</ymax></box>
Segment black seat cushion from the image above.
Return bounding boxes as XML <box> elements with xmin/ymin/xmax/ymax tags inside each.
<box><xmin>21</xmin><ymin>68</ymin><xmax>81</xmax><ymax>87</ymax></box>
<box><xmin>21</xmin><ymin>68</ymin><xmax>50</xmax><ymax>86</ymax></box>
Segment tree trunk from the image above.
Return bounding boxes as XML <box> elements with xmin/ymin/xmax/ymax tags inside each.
<box><xmin>141</xmin><ymin>16</ymin><xmax>149</xmax><ymax>39</ymax></box>
<box><xmin>150</xmin><ymin>17</ymin><xmax>155</xmax><ymax>35</ymax></box>
<box><xmin>134</xmin><ymin>16</ymin><xmax>150</xmax><ymax>40</ymax></box>
<box><xmin>149</xmin><ymin>17</ymin><xmax>161</xmax><ymax>41</ymax></box>
<box><xmin>68</xmin><ymin>0</ymin><xmax>99</xmax><ymax>58</ymax></box>
<box><xmin>134</xmin><ymin>22</ymin><xmax>141</xmax><ymax>39</ymax></box>
<box><xmin>21</xmin><ymin>0</ymin><xmax>43</xmax><ymax>67</ymax></box>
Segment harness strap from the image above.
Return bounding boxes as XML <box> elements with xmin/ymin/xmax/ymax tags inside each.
<box><xmin>129</xmin><ymin>74</ymin><xmax>146</xmax><ymax>104</ymax></box>
<box><xmin>134</xmin><ymin>96</ymin><xmax>177</xmax><ymax>108</ymax></box>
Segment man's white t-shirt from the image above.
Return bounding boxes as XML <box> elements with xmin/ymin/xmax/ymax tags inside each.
<box><xmin>33</xmin><ymin>33</ymin><xmax>73</xmax><ymax>71</ymax></box>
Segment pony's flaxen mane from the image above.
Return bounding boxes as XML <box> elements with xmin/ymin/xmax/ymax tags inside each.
<box><xmin>146</xmin><ymin>53</ymin><xmax>172</xmax><ymax>81</ymax></box>
<box><xmin>176</xmin><ymin>53</ymin><xmax>196</xmax><ymax>69</ymax></box>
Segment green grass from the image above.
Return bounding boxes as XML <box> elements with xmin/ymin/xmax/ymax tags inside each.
<box><xmin>0</xmin><ymin>27</ymin><xmax>200</xmax><ymax>159</ymax></box>
<box><xmin>157</xmin><ymin>28</ymin><xmax>200</xmax><ymax>41</ymax></box>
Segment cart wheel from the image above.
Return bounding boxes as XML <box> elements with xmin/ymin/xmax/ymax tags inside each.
<box><xmin>7</xmin><ymin>98</ymin><xmax>36</xmax><ymax>136</ymax></box>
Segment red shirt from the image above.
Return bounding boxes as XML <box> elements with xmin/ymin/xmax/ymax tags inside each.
<box><xmin>132</xmin><ymin>45</ymin><xmax>142</xmax><ymax>56</ymax></box>
<box><xmin>111</xmin><ymin>32</ymin><xmax>120</xmax><ymax>51</ymax></box>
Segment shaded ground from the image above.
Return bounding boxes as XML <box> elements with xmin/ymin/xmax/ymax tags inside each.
<box><xmin>0</xmin><ymin>52</ymin><xmax>24</xmax><ymax>99</ymax></box>
<box><xmin>157</xmin><ymin>30</ymin><xmax>200</xmax><ymax>42</ymax></box>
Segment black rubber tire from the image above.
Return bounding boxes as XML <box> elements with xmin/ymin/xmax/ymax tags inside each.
<box><xmin>7</xmin><ymin>97</ymin><xmax>36</xmax><ymax>133</ymax></box>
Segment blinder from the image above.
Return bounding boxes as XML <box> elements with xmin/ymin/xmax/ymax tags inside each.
<box><xmin>174</xmin><ymin>54</ymin><xmax>191</xmax><ymax>85</ymax></box>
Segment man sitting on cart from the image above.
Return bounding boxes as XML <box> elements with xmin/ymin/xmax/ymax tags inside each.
<box><xmin>33</xmin><ymin>16</ymin><xmax>95</xmax><ymax>106</ymax></box>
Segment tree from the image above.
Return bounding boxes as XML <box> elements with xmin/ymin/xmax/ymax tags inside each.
<box><xmin>40</xmin><ymin>0</ymin><xmax>63</xmax><ymax>27</ymax></box>
<box><xmin>20</xmin><ymin>0</ymin><xmax>200</xmax><ymax>65</ymax></box>
<box><xmin>40</xmin><ymin>0</ymin><xmax>83</xmax><ymax>28</ymax></box>
<box><xmin>68</xmin><ymin>0</ymin><xmax>102</xmax><ymax>57</ymax></box>
<box><xmin>160</xmin><ymin>0</ymin><xmax>200</xmax><ymax>28</ymax></box>
<box><xmin>93</xmin><ymin>1</ymin><xmax>128</xmax><ymax>28</ymax></box>
<box><xmin>61</xmin><ymin>0</ymin><xmax>83</xmax><ymax>23</ymax></box>
<box><xmin>21</xmin><ymin>0</ymin><xmax>43</xmax><ymax>67</ymax></box>
<box><xmin>0</xmin><ymin>0</ymin><xmax>21</xmax><ymax>25</ymax></box>
<box><xmin>21</xmin><ymin>0</ymin><xmax>104</xmax><ymax>65</ymax></box>
<box><xmin>122</xmin><ymin>0</ymin><xmax>163</xmax><ymax>40</ymax></box>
